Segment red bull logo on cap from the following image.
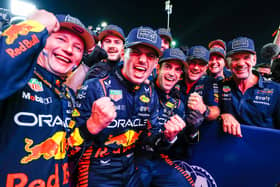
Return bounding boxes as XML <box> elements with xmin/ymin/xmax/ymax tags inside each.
<box><xmin>2</xmin><ymin>20</ymin><xmax>45</xmax><ymax>45</ymax></box>
<box><xmin>21</xmin><ymin>131</ymin><xmax>67</xmax><ymax>164</ymax></box>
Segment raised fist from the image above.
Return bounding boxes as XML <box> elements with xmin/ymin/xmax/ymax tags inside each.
<box><xmin>87</xmin><ymin>97</ymin><xmax>117</xmax><ymax>135</ymax></box>
<box><xmin>164</xmin><ymin>114</ymin><xmax>186</xmax><ymax>142</ymax></box>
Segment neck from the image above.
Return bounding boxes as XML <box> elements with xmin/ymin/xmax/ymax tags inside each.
<box><xmin>211</xmin><ymin>71</ymin><xmax>224</xmax><ymax>79</ymax></box>
<box><xmin>234</xmin><ymin>73</ymin><xmax>258</xmax><ymax>94</ymax></box>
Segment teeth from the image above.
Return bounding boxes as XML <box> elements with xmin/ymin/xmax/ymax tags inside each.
<box><xmin>136</xmin><ymin>67</ymin><xmax>146</xmax><ymax>71</ymax></box>
<box><xmin>56</xmin><ymin>55</ymin><xmax>70</xmax><ymax>62</ymax></box>
<box><xmin>166</xmin><ymin>77</ymin><xmax>173</xmax><ymax>81</ymax></box>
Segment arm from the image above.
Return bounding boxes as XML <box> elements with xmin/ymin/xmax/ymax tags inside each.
<box><xmin>187</xmin><ymin>92</ymin><xmax>220</xmax><ymax>120</ymax></box>
<box><xmin>0</xmin><ymin>9</ymin><xmax>58</xmax><ymax>99</ymax></box>
<box><xmin>65</xmin><ymin>46</ymin><xmax>108</xmax><ymax>93</ymax></box>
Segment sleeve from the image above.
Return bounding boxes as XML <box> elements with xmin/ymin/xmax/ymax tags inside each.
<box><xmin>72</xmin><ymin>78</ymin><xmax>106</xmax><ymax>142</ymax></box>
<box><xmin>203</xmin><ymin>78</ymin><xmax>219</xmax><ymax>106</ymax></box>
<box><xmin>140</xmin><ymin>89</ymin><xmax>174</xmax><ymax>151</ymax></box>
<box><xmin>0</xmin><ymin>20</ymin><xmax>49</xmax><ymax>99</ymax></box>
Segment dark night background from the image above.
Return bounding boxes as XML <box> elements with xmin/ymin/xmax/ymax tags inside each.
<box><xmin>1</xmin><ymin>0</ymin><xmax>280</xmax><ymax>62</ymax></box>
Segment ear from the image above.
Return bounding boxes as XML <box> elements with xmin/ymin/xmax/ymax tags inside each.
<box><xmin>120</xmin><ymin>48</ymin><xmax>125</xmax><ymax>60</ymax></box>
<box><xmin>156</xmin><ymin>63</ymin><xmax>160</xmax><ymax>75</ymax></box>
<box><xmin>252</xmin><ymin>54</ymin><xmax>257</xmax><ymax>66</ymax></box>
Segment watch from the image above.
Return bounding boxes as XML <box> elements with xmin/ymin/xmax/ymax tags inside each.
<box><xmin>203</xmin><ymin>105</ymin><xmax>210</xmax><ymax>118</ymax></box>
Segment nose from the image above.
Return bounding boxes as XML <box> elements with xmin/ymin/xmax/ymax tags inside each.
<box><xmin>169</xmin><ymin>68</ymin><xmax>176</xmax><ymax>76</ymax></box>
<box><xmin>139</xmin><ymin>53</ymin><xmax>148</xmax><ymax>63</ymax></box>
<box><xmin>64</xmin><ymin>44</ymin><xmax>73</xmax><ymax>55</ymax></box>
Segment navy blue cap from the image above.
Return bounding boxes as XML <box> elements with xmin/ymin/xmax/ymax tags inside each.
<box><xmin>125</xmin><ymin>26</ymin><xmax>162</xmax><ymax>56</ymax></box>
<box><xmin>159</xmin><ymin>48</ymin><xmax>187</xmax><ymax>65</ymax></box>
<box><xmin>187</xmin><ymin>45</ymin><xmax>209</xmax><ymax>64</ymax></box>
<box><xmin>210</xmin><ymin>47</ymin><xmax>226</xmax><ymax>58</ymax></box>
<box><xmin>157</xmin><ymin>28</ymin><xmax>173</xmax><ymax>43</ymax></box>
<box><xmin>98</xmin><ymin>24</ymin><xmax>125</xmax><ymax>42</ymax></box>
<box><xmin>56</xmin><ymin>14</ymin><xmax>95</xmax><ymax>51</ymax></box>
<box><xmin>227</xmin><ymin>36</ymin><xmax>256</xmax><ymax>57</ymax></box>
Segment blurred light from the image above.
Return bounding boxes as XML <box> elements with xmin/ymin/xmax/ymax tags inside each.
<box><xmin>171</xmin><ymin>40</ymin><xmax>177</xmax><ymax>48</ymax></box>
<box><xmin>101</xmin><ymin>21</ymin><xmax>107</xmax><ymax>28</ymax></box>
<box><xmin>11</xmin><ymin>0</ymin><xmax>36</xmax><ymax>17</ymax></box>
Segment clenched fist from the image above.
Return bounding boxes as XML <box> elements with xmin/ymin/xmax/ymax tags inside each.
<box><xmin>164</xmin><ymin>115</ymin><xmax>186</xmax><ymax>142</ymax></box>
<box><xmin>87</xmin><ymin>97</ymin><xmax>117</xmax><ymax>135</ymax></box>
<box><xmin>27</xmin><ymin>9</ymin><xmax>60</xmax><ymax>33</ymax></box>
<box><xmin>187</xmin><ymin>92</ymin><xmax>207</xmax><ymax>114</ymax></box>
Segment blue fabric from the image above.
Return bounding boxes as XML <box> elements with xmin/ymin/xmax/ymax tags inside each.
<box><xmin>177</xmin><ymin>122</ymin><xmax>280</xmax><ymax>187</ymax></box>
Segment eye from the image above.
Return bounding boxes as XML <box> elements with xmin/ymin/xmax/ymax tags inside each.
<box><xmin>163</xmin><ymin>64</ymin><xmax>171</xmax><ymax>70</ymax></box>
<box><xmin>103</xmin><ymin>39</ymin><xmax>111</xmax><ymax>44</ymax></box>
<box><xmin>147</xmin><ymin>53</ymin><xmax>157</xmax><ymax>59</ymax></box>
<box><xmin>74</xmin><ymin>45</ymin><xmax>82</xmax><ymax>52</ymax></box>
<box><xmin>115</xmin><ymin>40</ymin><xmax>122</xmax><ymax>45</ymax></box>
<box><xmin>57</xmin><ymin>36</ymin><xmax>66</xmax><ymax>42</ymax></box>
<box><xmin>130</xmin><ymin>49</ymin><xmax>141</xmax><ymax>56</ymax></box>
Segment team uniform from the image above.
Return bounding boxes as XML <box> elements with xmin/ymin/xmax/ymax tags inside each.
<box><xmin>220</xmin><ymin>72</ymin><xmax>280</xmax><ymax>128</ymax></box>
<box><xmin>74</xmin><ymin>66</ymin><xmax>166</xmax><ymax>186</ymax></box>
<box><xmin>180</xmin><ymin>75</ymin><xmax>219</xmax><ymax>123</ymax></box>
<box><xmin>135</xmin><ymin>84</ymin><xmax>194</xmax><ymax>187</ymax></box>
<box><xmin>0</xmin><ymin>20</ymin><xmax>83</xmax><ymax>186</ymax></box>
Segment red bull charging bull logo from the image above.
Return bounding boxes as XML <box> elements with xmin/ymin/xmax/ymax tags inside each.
<box><xmin>105</xmin><ymin>130</ymin><xmax>142</xmax><ymax>147</ymax></box>
<box><xmin>2</xmin><ymin>20</ymin><xmax>45</xmax><ymax>45</ymax></box>
<box><xmin>21</xmin><ymin>131</ymin><xmax>67</xmax><ymax>164</ymax></box>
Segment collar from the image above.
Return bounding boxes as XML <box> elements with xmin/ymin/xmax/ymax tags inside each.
<box><xmin>253</xmin><ymin>70</ymin><xmax>265</xmax><ymax>88</ymax></box>
<box><xmin>114</xmin><ymin>66</ymin><xmax>141</xmax><ymax>93</ymax></box>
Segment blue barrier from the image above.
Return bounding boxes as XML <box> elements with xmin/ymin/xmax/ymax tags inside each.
<box><xmin>173</xmin><ymin>123</ymin><xmax>280</xmax><ymax>187</ymax></box>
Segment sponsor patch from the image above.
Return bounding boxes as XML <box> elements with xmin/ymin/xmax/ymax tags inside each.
<box><xmin>223</xmin><ymin>85</ymin><xmax>231</xmax><ymax>93</ymax></box>
<box><xmin>165</xmin><ymin>101</ymin><xmax>175</xmax><ymax>109</ymax></box>
<box><xmin>28</xmin><ymin>78</ymin><xmax>43</xmax><ymax>92</ymax></box>
<box><xmin>109</xmin><ymin>89</ymin><xmax>123</xmax><ymax>102</ymax></box>
<box><xmin>139</xmin><ymin>95</ymin><xmax>150</xmax><ymax>103</ymax></box>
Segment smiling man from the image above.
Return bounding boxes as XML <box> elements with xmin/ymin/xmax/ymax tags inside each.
<box><xmin>74</xmin><ymin>26</ymin><xmax>186</xmax><ymax>186</ymax></box>
<box><xmin>208</xmin><ymin>39</ymin><xmax>231</xmax><ymax>81</ymax></box>
<box><xmin>220</xmin><ymin>37</ymin><xmax>280</xmax><ymax>137</ymax></box>
<box><xmin>182</xmin><ymin>45</ymin><xmax>220</xmax><ymax>124</ymax></box>
<box><xmin>135</xmin><ymin>48</ymin><xmax>194</xmax><ymax>187</ymax></box>
<box><xmin>0</xmin><ymin>10</ymin><xmax>95</xmax><ymax>186</ymax></box>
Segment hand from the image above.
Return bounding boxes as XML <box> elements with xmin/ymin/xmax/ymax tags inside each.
<box><xmin>164</xmin><ymin>115</ymin><xmax>186</xmax><ymax>142</ymax></box>
<box><xmin>87</xmin><ymin>97</ymin><xmax>117</xmax><ymax>135</ymax></box>
<box><xmin>27</xmin><ymin>9</ymin><xmax>60</xmax><ymax>33</ymax></box>
<box><xmin>221</xmin><ymin>113</ymin><xmax>242</xmax><ymax>138</ymax></box>
<box><xmin>83</xmin><ymin>46</ymin><xmax>108</xmax><ymax>67</ymax></box>
<box><xmin>187</xmin><ymin>92</ymin><xmax>206</xmax><ymax>114</ymax></box>
<box><xmin>186</xmin><ymin>110</ymin><xmax>204</xmax><ymax>131</ymax></box>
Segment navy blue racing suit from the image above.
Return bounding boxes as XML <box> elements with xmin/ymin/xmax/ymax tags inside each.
<box><xmin>0</xmin><ymin>20</ymin><xmax>84</xmax><ymax>186</ymax></box>
<box><xmin>74</xmin><ymin>66</ymin><xmax>167</xmax><ymax>187</ymax></box>
<box><xmin>135</xmin><ymin>84</ymin><xmax>195</xmax><ymax>187</ymax></box>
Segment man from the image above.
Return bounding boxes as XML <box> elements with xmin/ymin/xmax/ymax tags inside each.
<box><xmin>147</xmin><ymin>28</ymin><xmax>173</xmax><ymax>82</ymax></box>
<box><xmin>208</xmin><ymin>39</ymin><xmax>231</xmax><ymax>81</ymax></box>
<box><xmin>0</xmin><ymin>10</ymin><xmax>95</xmax><ymax>186</ymax></box>
<box><xmin>254</xmin><ymin>62</ymin><xmax>271</xmax><ymax>79</ymax></box>
<box><xmin>86</xmin><ymin>24</ymin><xmax>125</xmax><ymax>79</ymax></box>
<box><xmin>157</xmin><ymin>28</ymin><xmax>173</xmax><ymax>52</ymax></box>
<box><xmin>183</xmin><ymin>45</ymin><xmax>220</xmax><ymax>120</ymax></box>
<box><xmin>66</xmin><ymin>24</ymin><xmax>125</xmax><ymax>92</ymax></box>
<box><xmin>220</xmin><ymin>37</ymin><xmax>280</xmax><ymax>137</ymax></box>
<box><xmin>136</xmin><ymin>48</ymin><xmax>194</xmax><ymax>187</ymax></box>
<box><xmin>74</xmin><ymin>26</ymin><xmax>185</xmax><ymax>186</ymax></box>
